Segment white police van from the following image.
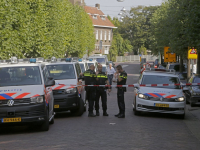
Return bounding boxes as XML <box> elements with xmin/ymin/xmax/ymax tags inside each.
<box><xmin>44</xmin><ymin>57</ymin><xmax>85</xmax><ymax>116</ymax></box>
<box><xmin>0</xmin><ymin>57</ymin><xmax>55</xmax><ymax>131</ymax></box>
<box><xmin>86</xmin><ymin>59</ymin><xmax>98</xmax><ymax>72</ymax></box>
<box><xmin>133</xmin><ymin>69</ymin><xmax>186</xmax><ymax>119</ymax></box>
<box><xmin>78</xmin><ymin>59</ymin><xmax>88</xmax><ymax>73</ymax></box>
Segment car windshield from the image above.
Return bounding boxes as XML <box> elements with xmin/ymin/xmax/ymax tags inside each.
<box><xmin>96</xmin><ymin>58</ymin><xmax>106</xmax><ymax>64</ymax></box>
<box><xmin>102</xmin><ymin>66</ymin><xmax>107</xmax><ymax>72</ymax></box>
<box><xmin>88</xmin><ymin>63</ymin><xmax>94</xmax><ymax>67</ymax></box>
<box><xmin>169</xmin><ymin>65</ymin><xmax>176</xmax><ymax>69</ymax></box>
<box><xmin>179</xmin><ymin>73</ymin><xmax>187</xmax><ymax>80</ymax></box>
<box><xmin>0</xmin><ymin>66</ymin><xmax>42</xmax><ymax>87</ymax></box>
<box><xmin>79</xmin><ymin>64</ymin><xmax>85</xmax><ymax>73</ymax></box>
<box><xmin>141</xmin><ymin>75</ymin><xmax>181</xmax><ymax>89</ymax></box>
<box><xmin>46</xmin><ymin>64</ymin><xmax>75</xmax><ymax>80</ymax></box>
<box><xmin>193</xmin><ymin>77</ymin><xmax>200</xmax><ymax>83</ymax></box>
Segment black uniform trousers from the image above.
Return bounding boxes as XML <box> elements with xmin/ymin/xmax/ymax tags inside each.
<box><xmin>88</xmin><ymin>88</ymin><xmax>96</xmax><ymax>113</ymax></box>
<box><xmin>95</xmin><ymin>88</ymin><xmax>107</xmax><ymax>111</ymax></box>
<box><xmin>117</xmin><ymin>88</ymin><xmax>125</xmax><ymax>114</ymax></box>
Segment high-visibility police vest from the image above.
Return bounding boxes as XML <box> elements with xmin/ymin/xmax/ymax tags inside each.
<box><xmin>117</xmin><ymin>71</ymin><xmax>127</xmax><ymax>92</ymax></box>
<box><xmin>96</xmin><ymin>72</ymin><xmax>108</xmax><ymax>89</ymax></box>
<box><xmin>84</xmin><ymin>69</ymin><xmax>96</xmax><ymax>91</ymax></box>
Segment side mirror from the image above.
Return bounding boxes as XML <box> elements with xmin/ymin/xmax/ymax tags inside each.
<box><xmin>45</xmin><ymin>77</ymin><xmax>55</xmax><ymax>87</ymax></box>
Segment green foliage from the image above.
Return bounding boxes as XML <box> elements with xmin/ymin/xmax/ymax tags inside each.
<box><xmin>0</xmin><ymin>0</ymin><xmax>95</xmax><ymax>59</ymax></box>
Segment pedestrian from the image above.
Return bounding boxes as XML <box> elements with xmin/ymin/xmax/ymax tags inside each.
<box><xmin>107</xmin><ymin>63</ymin><xmax>116</xmax><ymax>90</ymax></box>
<box><xmin>95</xmin><ymin>64</ymin><xmax>111</xmax><ymax>116</ymax></box>
<box><xmin>84</xmin><ymin>64</ymin><xmax>97</xmax><ymax>117</ymax></box>
<box><xmin>115</xmin><ymin>65</ymin><xmax>127</xmax><ymax>118</ymax></box>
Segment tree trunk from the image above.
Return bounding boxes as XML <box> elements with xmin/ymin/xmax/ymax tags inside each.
<box><xmin>187</xmin><ymin>59</ymin><xmax>191</xmax><ymax>80</ymax></box>
<box><xmin>179</xmin><ymin>56</ymin><xmax>183</xmax><ymax>73</ymax></box>
<box><xmin>197</xmin><ymin>51</ymin><xmax>200</xmax><ymax>74</ymax></box>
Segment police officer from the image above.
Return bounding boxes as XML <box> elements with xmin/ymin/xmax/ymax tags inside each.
<box><xmin>95</xmin><ymin>64</ymin><xmax>111</xmax><ymax>116</ymax></box>
<box><xmin>84</xmin><ymin>64</ymin><xmax>96</xmax><ymax>117</ymax></box>
<box><xmin>115</xmin><ymin>65</ymin><xmax>127</xmax><ymax>118</ymax></box>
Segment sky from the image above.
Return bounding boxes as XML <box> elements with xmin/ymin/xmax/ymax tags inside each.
<box><xmin>85</xmin><ymin>0</ymin><xmax>163</xmax><ymax>17</ymax></box>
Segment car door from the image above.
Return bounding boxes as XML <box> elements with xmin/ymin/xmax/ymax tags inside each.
<box><xmin>42</xmin><ymin>67</ymin><xmax>53</xmax><ymax>118</ymax></box>
<box><xmin>75</xmin><ymin>63</ymin><xmax>85</xmax><ymax>101</ymax></box>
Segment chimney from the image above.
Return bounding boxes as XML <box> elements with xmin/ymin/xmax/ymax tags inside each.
<box><xmin>95</xmin><ymin>3</ymin><xmax>100</xmax><ymax>10</ymax></box>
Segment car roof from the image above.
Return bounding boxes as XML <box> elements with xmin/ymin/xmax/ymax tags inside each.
<box><xmin>0</xmin><ymin>63</ymin><xmax>42</xmax><ymax>67</ymax></box>
<box><xmin>143</xmin><ymin>71</ymin><xmax>178</xmax><ymax>77</ymax></box>
<box><xmin>44</xmin><ymin>62</ymin><xmax>77</xmax><ymax>65</ymax></box>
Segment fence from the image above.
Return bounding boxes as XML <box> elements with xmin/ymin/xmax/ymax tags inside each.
<box><xmin>116</xmin><ymin>55</ymin><xmax>158</xmax><ymax>62</ymax></box>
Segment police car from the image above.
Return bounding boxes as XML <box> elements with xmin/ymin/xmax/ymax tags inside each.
<box><xmin>78</xmin><ymin>59</ymin><xmax>88</xmax><ymax>73</ymax></box>
<box><xmin>86</xmin><ymin>59</ymin><xmax>98</xmax><ymax>72</ymax></box>
<box><xmin>44</xmin><ymin>57</ymin><xmax>85</xmax><ymax>116</ymax></box>
<box><xmin>0</xmin><ymin>57</ymin><xmax>55</xmax><ymax>131</ymax></box>
<box><xmin>133</xmin><ymin>69</ymin><xmax>185</xmax><ymax>119</ymax></box>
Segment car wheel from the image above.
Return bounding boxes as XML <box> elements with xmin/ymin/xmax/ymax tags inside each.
<box><xmin>71</xmin><ymin>98</ymin><xmax>84</xmax><ymax>116</ymax></box>
<box><xmin>40</xmin><ymin>109</ymin><xmax>49</xmax><ymax>131</ymax></box>
<box><xmin>133</xmin><ymin>97</ymin><xmax>140</xmax><ymax>116</ymax></box>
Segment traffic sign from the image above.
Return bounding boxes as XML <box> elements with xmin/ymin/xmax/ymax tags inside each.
<box><xmin>188</xmin><ymin>48</ymin><xmax>197</xmax><ymax>59</ymax></box>
<box><xmin>164</xmin><ymin>47</ymin><xmax>176</xmax><ymax>62</ymax></box>
<box><xmin>139</xmin><ymin>54</ymin><xmax>142</xmax><ymax>57</ymax></box>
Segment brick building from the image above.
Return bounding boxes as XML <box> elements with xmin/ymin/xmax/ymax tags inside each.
<box><xmin>84</xmin><ymin>4</ymin><xmax>117</xmax><ymax>54</ymax></box>
<box><xmin>69</xmin><ymin>0</ymin><xmax>117</xmax><ymax>55</ymax></box>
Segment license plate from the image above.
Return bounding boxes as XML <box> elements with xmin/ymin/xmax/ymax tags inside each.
<box><xmin>54</xmin><ymin>105</ymin><xmax>59</xmax><ymax>108</ymax></box>
<box><xmin>2</xmin><ymin>117</ymin><xmax>21</xmax><ymax>123</ymax></box>
<box><xmin>155</xmin><ymin>103</ymin><xmax>169</xmax><ymax>107</ymax></box>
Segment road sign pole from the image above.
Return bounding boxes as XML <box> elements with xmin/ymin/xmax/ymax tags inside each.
<box><xmin>187</xmin><ymin>46</ymin><xmax>191</xmax><ymax>80</ymax></box>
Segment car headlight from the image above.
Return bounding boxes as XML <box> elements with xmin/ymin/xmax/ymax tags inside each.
<box><xmin>31</xmin><ymin>96</ymin><xmax>44</xmax><ymax>103</ymax></box>
<box><xmin>138</xmin><ymin>93</ymin><xmax>149</xmax><ymax>99</ymax></box>
<box><xmin>176</xmin><ymin>97</ymin><xmax>184</xmax><ymax>102</ymax></box>
<box><xmin>65</xmin><ymin>87</ymin><xmax>77</xmax><ymax>94</ymax></box>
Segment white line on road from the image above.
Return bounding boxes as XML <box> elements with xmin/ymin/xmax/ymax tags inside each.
<box><xmin>122</xmin><ymin>65</ymin><xmax>129</xmax><ymax>68</ymax></box>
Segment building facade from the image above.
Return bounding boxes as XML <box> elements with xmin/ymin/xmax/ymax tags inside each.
<box><xmin>84</xmin><ymin>4</ymin><xmax>117</xmax><ymax>54</ymax></box>
<box><xmin>69</xmin><ymin>1</ymin><xmax>116</xmax><ymax>55</ymax></box>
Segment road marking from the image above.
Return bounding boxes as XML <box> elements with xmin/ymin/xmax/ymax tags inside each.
<box><xmin>109</xmin><ymin>123</ymin><xmax>116</xmax><ymax>125</ymax></box>
<box><xmin>122</xmin><ymin>65</ymin><xmax>128</xmax><ymax>68</ymax></box>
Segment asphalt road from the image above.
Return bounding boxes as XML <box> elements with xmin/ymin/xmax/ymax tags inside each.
<box><xmin>1</xmin><ymin>62</ymin><xmax>200</xmax><ymax>150</ymax></box>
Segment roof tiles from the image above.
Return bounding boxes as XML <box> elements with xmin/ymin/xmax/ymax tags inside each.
<box><xmin>84</xmin><ymin>6</ymin><xmax>116</xmax><ymax>28</ymax></box>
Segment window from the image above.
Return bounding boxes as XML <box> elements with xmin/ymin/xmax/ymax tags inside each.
<box><xmin>75</xmin><ymin>63</ymin><xmax>81</xmax><ymax>77</ymax></box>
<box><xmin>101</xmin><ymin>16</ymin><xmax>106</xmax><ymax>20</ymax></box>
<box><xmin>96</xmin><ymin>30</ymin><xmax>98</xmax><ymax>40</ymax></box>
<box><xmin>108</xmin><ymin>31</ymin><xmax>111</xmax><ymax>41</ymax></box>
<box><xmin>0</xmin><ymin>66</ymin><xmax>42</xmax><ymax>86</ymax></box>
<box><xmin>104</xmin><ymin>46</ymin><xmax>109</xmax><ymax>54</ymax></box>
<box><xmin>141</xmin><ymin>75</ymin><xmax>180</xmax><ymax>89</ymax></box>
<box><xmin>93</xmin><ymin>15</ymin><xmax>97</xmax><ymax>19</ymax></box>
<box><xmin>104</xmin><ymin>31</ymin><xmax>107</xmax><ymax>41</ymax></box>
<box><xmin>46</xmin><ymin>64</ymin><xmax>75</xmax><ymax>80</ymax></box>
<box><xmin>100</xmin><ymin>30</ymin><xmax>102</xmax><ymax>40</ymax></box>
<box><xmin>43</xmin><ymin>68</ymin><xmax>49</xmax><ymax>83</ymax></box>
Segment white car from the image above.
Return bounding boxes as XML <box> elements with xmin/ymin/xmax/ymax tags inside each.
<box><xmin>44</xmin><ymin>57</ymin><xmax>85</xmax><ymax>116</ymax></box>
<box><xmin>86</xmin><ymin>59</ymin><xmax>98</xmax><ymax>72</ymax></box>
<box><xmin>78</xmin><ymin>59</ymin><xmax>88</xmax><ymax>73</ymax></box>
<box><xmin>133</xmin><ymin>69</ymin><xmax>185</xmax><ymax>119</ymax></box>
<box><xmin>0</xmin><ymin>57</ymin><xmax>55</xmax><ymax>131</ymax></box>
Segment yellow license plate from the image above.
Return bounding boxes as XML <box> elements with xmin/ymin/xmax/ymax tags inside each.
<box><xmin>54</xmin><ymin>105</ymin><xmax>59</xmax><ymax>108</ymax></box>
<box><xmin>155</xmin><ymin>103</ymin><xmax>169</xmax><ymax>107</ymax></box>
<box><xmin>2</xmin><ymin>118</ymin><xmax>21</xmax><ymax>123</ymax></box>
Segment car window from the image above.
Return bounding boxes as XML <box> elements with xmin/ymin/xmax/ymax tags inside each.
<box><xmin>96</xmin><ymin>58</ymin><xmax>106</xmax><ymax>64</ymax></box>
<box><xmin>46</xmin><ymin>64</ymin><xmax>75</xmax><ymax>80</ymax></box>
<box><xmin>193</xmin><ymin>77</ymin><xmax>200</xmax><ymax>83</ymax></box>
<box><xmin>42</xmin><ymin>67</ymin><xmax>49</xmax><ymax>83</ymax></box>
<box><xmin>75</xmin><ymin>63</ymin><xmax>81</xmax><ymax>78</ymax></box>
<box><xmin>79</xmin><ymin>63</ymin><xmax>85</xmax><ymax>73</ymax></box>
<box><xmin>0</xmin><ymin>66</ymin><xmax>42</xmax><ymax>86</ymax></box>
<box><xmin>169</xmin><ymin>65</ymin><xmax>175</xmax><ymax>69</ymax></box>
<box><xmin>141</xmin><ymin>75</ymin><xmax>180</xmax><ymax>89</ymax></box>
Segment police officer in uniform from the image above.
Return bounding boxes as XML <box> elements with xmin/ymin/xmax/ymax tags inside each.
<box><xmin>115</xmin><ymin>65</ymin><xmax>127</xmax><ymax>118</ymax></box>
<box><xmin>84</xmin><ymin>65</ymin><xmax>96</xmax><ymax>117</ymax></box>
<box><xmin>95</xmin><ymin>64</ymin><xmax>111</xmax><ymax>116</ymax></box>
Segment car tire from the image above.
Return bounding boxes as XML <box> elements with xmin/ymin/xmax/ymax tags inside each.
<box><xmin>133</xmin><ymin>98</ymin><xmax>140</xmax><ymax>116</ymax></box>
<box><xmin>40</xmin><ymin>109</ymin><xmax>49</xmax><ymax>131</ymax></box>
<box><xmin>71</xmin><ymin>98</ymin><xmax>84</xmax><ymax>116</ymax></box>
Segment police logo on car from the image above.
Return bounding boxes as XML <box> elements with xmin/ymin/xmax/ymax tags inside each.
<box><xmin>7</xmin><ymin>100</ymin><xmax>14</xmax><ymax>106</ymax></box>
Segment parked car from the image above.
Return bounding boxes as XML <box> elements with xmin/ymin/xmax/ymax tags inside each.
<box><xmin>166</xmin><ymin>63</ymin><xmax>187</xmax><ymax>72</ymax></box>
<box><xmin>183</xmin><ymin>74</ymin><xmax>200</xmax><ymax>106</ymax></box>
